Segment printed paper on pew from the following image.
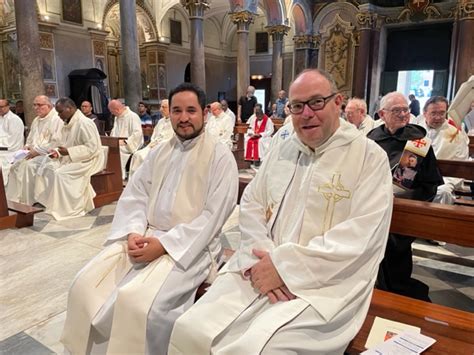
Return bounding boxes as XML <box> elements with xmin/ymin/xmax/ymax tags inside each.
<box><xmin>362</xmin><ymin>331</ymin><xmax>436</xmax><ymax>354</ymax></box>
<box><xmin>365</xmin><ymin>316</ymin><xmax>421</xmax><ymax>349</ymax></box>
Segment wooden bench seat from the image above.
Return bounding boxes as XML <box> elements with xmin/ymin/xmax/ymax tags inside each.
<box><xmin>7</xmin><ymin>200</ymin><xmax>43</xmax><ymax>228</ymax></box>
<box><xmin>346</xmin><ymin>289</ymin><xmax>474</xmax><ymax>354</ymax></box>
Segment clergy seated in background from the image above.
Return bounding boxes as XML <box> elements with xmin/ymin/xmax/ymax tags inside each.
<box><xmin>345</xmin><ymin>97</ymin><xmax>378</xmax><ymax>135</ymax></box>
<box><xmin>169</xmin><ymin>69</ymin><xmax>394</xmax><ymax>355</ymax></box>
<box><xmin>33</xmin><ymin>98</ymin><xmax>103</xmax><ymax>220</ymax></box>
<box><xmin>61</xmin><ymin>83</ymin><xmax>238</xmax><ymax>355</ymax></box>
<box><xmin>220</xmin><ymin>99</ymin><xmax>236</xmax><ymax>127</ymax></box>
<box><xmin>205</xmin><ymin>101</ymin><xmax>234</xmax><ymax>150</ymax></box>
<box><xmin>0</xmin><ymin>98</ymin><xmax>24</xmax><ymax>185</ymax></box>
<box><xmin>129</xmin><ymin>99</ymin><xmax>173</xmax><ymax>176</ymax></box>
<box><xmin>80</xmin><ymin>100</ymin><xmax>103</xmax><ymax>135</ymax></box>
<box><xmin>367</xmin><ymin>92</ymin><xmax>444</xmax><ymax>302</ymax></box>
<box><xmin>417</xmin><ymin>96</ymin><xmax>469</xmax><ymax>205</ymax></box>
<box><xmin>7</xmin><ymin>95</ymin><xmax>63</xmax><ymax>205</ymax></box>
<box><xmin>109</xmin><ymin>99</ymin><xmax>143</xmax><ymax>179</ymax></box>
<box><xmin>244</xmin><ymin>103</ymin><xmax>274</xmax><ymax>163</ymax></box>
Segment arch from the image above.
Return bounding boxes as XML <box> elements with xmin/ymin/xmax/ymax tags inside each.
<box><xmin>291</xmin><ymin>3</ymin><xmax>308</xmax><ymax>35</ymax></box>
<box><xmin>260</xmin><ymin>0</ymin><xmax>287</xmax><ymax>26</ymax></box>
<box><xmin>313</xmin><ymin>1</ymin><xmax>359</xmax><ymax>32</ymax></box>
<box><xmin>101</xmin><ymin>0</ymin><xmax>158</xmax><ymax>42</ymax></box>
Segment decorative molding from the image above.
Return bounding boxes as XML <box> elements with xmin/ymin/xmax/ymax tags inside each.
<box><xmin>384</xmin><ymin>0</ymin><xmax>448</xmax><ymax>24</ymax></box>
<box><xmin>457</xmin><ymin>0</ymin><xmax>474</xmax><ymax>20</ymax></box>
<box><xmin>229</xmin><ymin>10</ymin><xmax>256</xmax><ymax>32</ymax></box>
<box><xmin>356</xmin><ymin>11</ymin><xmax>377</xmax><ymax>30</ymax></box>
<box><xmin>39</xmin><ymin>32</ymin><xmax>54</xmax><ymax>49</ymax></box>
<box><xmin>266</xmin><ymin>24</ymin><xmax>290</xmax><ymax>41</ymax></box>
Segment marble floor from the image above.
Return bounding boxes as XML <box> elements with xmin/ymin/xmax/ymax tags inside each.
<box><xmin>0</xmin><ymin>203</ymin><xmax>472</xmax><ymax>354</ymax></box>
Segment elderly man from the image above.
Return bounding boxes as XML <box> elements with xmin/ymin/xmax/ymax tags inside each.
<box><xmin>80</xmin><ymin>100</ymin><xmax>103</xmax><ymax>134</ymax></box>
<box><xmin>33</xmin><ymin>98</ymin><xmax>103</xmax><ymax>220</ymax></box>
<box><xmin>244</xmin><ymin>103</ymin><xmax>274</xmax><ymax>163</ymax></box>
<box><xmin>109</xmin><ymin>99</ymin><xmax>143</xmax><ymax>179</ymax></box>
<box><xmin>0</xmin><ymin>98</ymin><xmax>24</xmax><ymax>184</ymax></box>
<box><xmin>417</xmin><ymin>96</ymin><xmax>469</xmax><ymax>204</ymax></box>
<box><xmin>129</xmin><ymin>99</ymin><xmax>173</xmax><ymax>176</ymax></box>
<box><xmin>345</xmin><ymin>97</ymin><xmax>377</xmax><ymax>135</ymax></box>
<box><xmin>7</xmin><ymin>95</ymin><xmax>63</xmax><ymax>204</ymax></box>
<box><xmin>169</xmin><ymin>69</ymin><xmax>393</xmax><ymax>354</ymax></box>
<box><xmin>237</xmin><ymin>85</ymin><xmax>257</xmax><ymax>123</ymax></box>
<box><xmin>206</xmin><ymin>102</ymin><xmax>234</xmax><ymax>150</ymax></box>
<box><xmin>367</xmin><ymin>92</ymin><xmax>443</xmax><ymax>301</ymax></box>
<box><xmin>274</xmin><ymin>89</ymin><xmax>289</xmax><ymax>119</ymax></box>
<box><xmin>220</xmin><ymin>99</ymin><xmax>236</xmax><ymax>127</ymax></box>
<box><xmin>61</xmin><ymin>83</ymin><xmax>238</xmax><ymax>355</ymax></box>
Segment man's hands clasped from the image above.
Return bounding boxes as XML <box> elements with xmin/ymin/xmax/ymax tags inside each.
<box><xmin>127</xmin><ymin>233</ymin><xmax>166</xmax><ymax>263</ymax></box>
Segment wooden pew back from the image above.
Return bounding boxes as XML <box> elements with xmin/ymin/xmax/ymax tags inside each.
<box><xmin>437</xmin><ymin>159</ymin><xmax>474</xmax><ymax>180</ymax></box>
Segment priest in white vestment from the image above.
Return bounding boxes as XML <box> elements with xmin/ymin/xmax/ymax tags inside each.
<box><xmin>244</xmin><ymin>103</ymin><xmax>274</xmax><ymax>162</ymax></box>
<box><xmin>129</xmin><ymin>99</ymin><xmax>173</xmax><ymax>176</ymax></box>
<box><xmin>345</xmin><ymin>97</ymin><xmax>376</xmax><ymax>135</ymax></box>
<box><xmin>0</xmin><ymin>99</ymin><xmax>24</xmax><ymax>184</ymax></box>
<box><xmin>417</xmin><ymin>96</ymin><xmax>469</xmax><ymax>204</ymax></box>
<box><xmin>109</xmin><ymin>99</ymin><xmax>143</xmax><ymax>179</ymax></box>
<box><xmin>33</xmin><ymin>98</ymin><xmax>103</xmax><ymax>220</ymax></box>
<box><xmin>61</xmin><ymin>83</ymin><xmax>238</xmax><ymax>355</ymax></box>
<box><xmin>169</xmin><ymin>69</ymin><xmax>394</xmax><ymax>355</ymax></box>
<box><xmin>6</xmin><ymin>95</ymin><xmax>63</xmax><ymax>204</ymax></box>
<box><xmin>206</xmin><ymin>102</ymin><xmax>234</xmax><ymax>149</ymax></box>
<box><xmin>221</xmin><ymin>99</ymin><xmax>236</xmax><ymax>127</ymax></box>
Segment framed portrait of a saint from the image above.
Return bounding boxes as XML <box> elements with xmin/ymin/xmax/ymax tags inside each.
<box><xmin>62</xmin><ymin>0</ymin><xmax>82</xmax><ymax>25</ymax></box>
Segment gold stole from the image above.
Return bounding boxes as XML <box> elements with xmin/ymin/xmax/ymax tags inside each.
<box><xmin>61</xmin><ymin>132</ymin><xmax>216</xmax><ymax>354</ymax></box>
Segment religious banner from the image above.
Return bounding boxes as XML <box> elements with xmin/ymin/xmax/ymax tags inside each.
<box><xmin>392</xmin><ymin>138</ymin><xmax>431</xmax><ymax>190</ymax></box>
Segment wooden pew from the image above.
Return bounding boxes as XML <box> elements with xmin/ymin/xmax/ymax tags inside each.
<box><xmin>91</xmin><ymin>136</ymin><xmax>123</xmax><ymax>208</ymax></box>
<box><xmin>346</xmin><ymin>289</ymin><xmax>474</xmax><ymax>354</ymax></box>
<box><xmin>232</xmin><ymin>124</ymin><xmax>251</xmax><ymax>169</ymax></box>
<box><xmin>469</xmin><ymin>135</ymin><xmax>474</xmax><ymax>156</ymax></box>
<box><xmin>437</xmin><ymin>159</ymin><xmax>474</xmax><ymax>180</ymax></box>
<box><xmin>0</xmin><ymin>171</ymin><xmax>42</xmax><ymax>230</ymax></box>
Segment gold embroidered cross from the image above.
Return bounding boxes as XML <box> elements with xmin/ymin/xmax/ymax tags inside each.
<box><xmin>318</xmin><ymin>173</ymin><xmax>351</xmax><ymax>233</ymax></box>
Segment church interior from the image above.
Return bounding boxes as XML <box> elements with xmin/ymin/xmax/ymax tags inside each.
<box><xmin>0</xmin><ymin>0</ymin><xmax>473</xmax><ymax>353</ymax></box>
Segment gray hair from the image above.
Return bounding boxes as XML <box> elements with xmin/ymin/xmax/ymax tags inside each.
<box><xmin>347</xmin><ymin>97</ymin><xmax>367</xmax><ymax>115</ymax></box>
<box><xmin>379</xmin><ymin>92</ymin><xmax>407</xmax><ymax>110</ymax></box>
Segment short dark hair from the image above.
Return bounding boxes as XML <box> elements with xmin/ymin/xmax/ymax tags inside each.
<box><xmin>423</xmin><ymin>96</ymin><xmax>448</xmax><ymax>112</ymax></box>
<box><xmin>168</xmin><ymin>82</ymin><xmax>207</xmax><ymax>110</ymax></box>
<box><xmin>56</xmin><ymin>97</ymin><xmax>77</xmax><ymax>109</ymax></box>
<box><xmin>139</xmin><ymin>101</ymin><xmax>147</xmax><ymax>107</ymax></box>
<box><xmin>255</xmin><ymin>103</ymin><xmax>263</xmax><ymax>109</ymax></box>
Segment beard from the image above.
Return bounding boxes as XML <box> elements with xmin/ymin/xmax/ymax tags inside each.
<box><xmin>174</xmin><ymin>122</ymin><xmax>204</xmax><ymax>141</ymax></box>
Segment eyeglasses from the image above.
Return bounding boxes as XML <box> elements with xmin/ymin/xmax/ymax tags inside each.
<box><xmin>427</xmin><ymin>111</ymin><xmax>446</xmax><ymax>118</ymax></box>
<box><xmin>288</xmin><ymin>93</ymin><xmax>337</xmax><ymax>114</ymax></box>
<box><xmin>383</xmin><ymin>107</ymin><xmax>410</xmax><ymax>115</ymax></box>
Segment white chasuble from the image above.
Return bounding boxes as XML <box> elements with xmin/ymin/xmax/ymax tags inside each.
<box><xmin>34</xmin><ymin>110</ymin><xmax>103</xmax><ymax>220</ymax></box>
<box><xmin>169</xmin><ymin>119</ymin><xmax>394</xmax><ymax>354</ymax></box>
<box><xmin>6</xmin><ymin>109</ymin><xmax>63</xmax><ymax>204</ymax></box>
<box><xmin>61</xmin><ymin>132</ymin><xmax>238</xmax><ymax>355</ymax></box>
<box><xmin>0</xmin><ymin>111</ymin><xmax>24</xmax><ymax>185</ymax></box>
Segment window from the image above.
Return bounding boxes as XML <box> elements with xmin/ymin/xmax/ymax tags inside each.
<box><xmin>170</xmin><ymin>19</ymin><xmax>182</xmax><ymax>45</ymax></box>
<box><xmin>255</xmin><ymin>32</ymin><xmax>268</xmax><ymax>53</ymax></box>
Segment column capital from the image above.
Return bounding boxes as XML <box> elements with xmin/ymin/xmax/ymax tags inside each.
<box><xmin>457</xmin><ymin>0</ymin><xmax>474</xmax><ymax>20</ymax></box>
<box><xmin>265</xmin><ymin>24</ymin><xmax>290</xmax><ymax>41</ymax></box>
<box><xmin>292</xmin><ymin>34</ymin><xmax>314</xmax><ymax>49</ymax></box>
<box><xmin>356</xmin><ymin>11</ymin><xmax>378</xmax><ymax>30</ymax></box>
<box><xmin>180</xmin><ymin>0</ymin><xmax>209</xmax><ymax>19</ymax></box>
<box><xmin>230</xmin><ymin>10</ymin><xmax>255</xmax><ymax>31</ymax></box>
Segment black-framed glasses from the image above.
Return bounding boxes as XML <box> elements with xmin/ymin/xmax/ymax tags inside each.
<box><xmin>288</xmin><ymin>93</ymin><xmax>337</xmax><ymax>114</ymax></box>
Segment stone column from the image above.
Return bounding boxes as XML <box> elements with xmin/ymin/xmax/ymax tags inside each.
<box><xmin>454</xmin><ymin>0</ymin><xmax>474</xmax><ymax>92</ymax></box>
<box><xmin>353</xmin><ymin>11</ymin><xmax>377</xmax><ymax>100</ymax></box>
<box><xmin>267</xmin><ymin>25</ymin><xmax>290</xmax><ymax>103</ymax></box>
<box><xmin>230</xmin><ymin>11</ymin><xmax>255</xmax><ymax>100</ymax></box>
<box><xmin>293</xmin><ymin>34</ymin><xmax>316</xmax><ymax>78</ymax></box>
<box><xmin>119</xmin><ymin>0</ymin><xmax>141</xmax><ymax>111</ymax></box>
<box><xmin>181</xmin><ymin>0</ymin><xmax>209</xmax><ymax>90</ymax></box>
<box><xmin>14</xmin><ymin>0</ymin><xmax>44</xmax><ymax>126</ymax></box>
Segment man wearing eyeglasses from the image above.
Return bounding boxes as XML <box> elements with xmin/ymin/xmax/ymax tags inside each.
<box><xmin>7</xmin><ymin>95</ymin><xmax>63</xmax><ymax>204</ymax></box>
<box><xmin>0</xmin><ymin>99</ymin><xmax>24</xmax><ymax>185</ymax></box>
<box><xmin>169</xmin><ymin>69</ymin><xmax>393</xmax><ymax>354</ymax></box>
<box><xmin>417</xmin><ymin>96</ymin><xmax>469</xmax><ymax>205</ymax></box>
<box><xmin>367</xmin><ymin>92</ymin><xmax>443</xmax><ymax>302</ymax></box>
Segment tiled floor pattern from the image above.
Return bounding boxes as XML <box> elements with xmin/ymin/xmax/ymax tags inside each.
<box><xmin>0</xmin><ymin>204</ymin><xmax>472</xmax><ymax>354</ymax></box>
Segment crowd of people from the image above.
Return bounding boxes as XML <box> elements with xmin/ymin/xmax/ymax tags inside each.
<box><xmin>0</xmin><ymin>69</ymin><xmax>473</xmax><ymax>354</ymax></box>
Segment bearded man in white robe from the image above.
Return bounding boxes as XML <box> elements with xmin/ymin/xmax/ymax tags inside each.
<box><xmin>61</xmin><ymin>83</ymin><xmax>238</xmax><ymax>355</ymax></box>
<box><xmin>0</xmin><ymin>98</ymin><xmax>24</xmax><ymax>184</ymax></box>
<box><xmin>206</xmin><ymin>101</ymin><xmax>234</xmax><ymax>150</ymax></box>
<box><xmin>109</xmin><ymin>99</ymin><xmax>143</xmax><ymax>179</ymax></box>
<box><xmin>129</xmin><ymin>99</ymin><xmax>173</xmax><ymax>176</ymax></box>
<box><xmin>6</xmin><ymin>95</ymin><xmax>63</xmax><ymax>204</ymax></box>
<box><xmin>417</xmin><ymin>96</ymin><xmax>469</xmax><ymax>204</ymax></box>
<box><xmin>33</xmin><ymin>98</ymin><xmax>103</xmax><ymax>220</ymax></box>
<box><xmin>169</xmin><ymin>69</ymin><xmax>394</xmax><ymax>355</ymax></box>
